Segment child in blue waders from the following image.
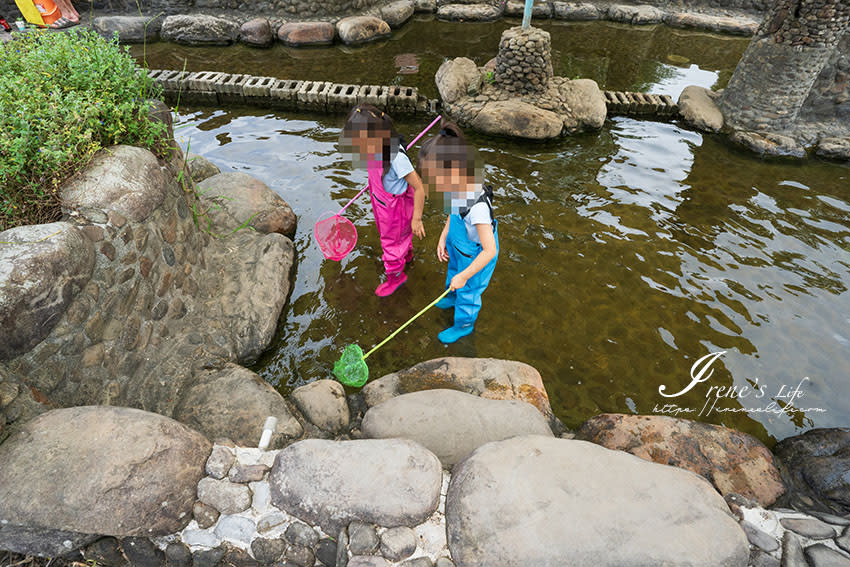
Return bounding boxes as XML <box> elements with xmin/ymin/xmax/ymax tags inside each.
<box><xmin>419</xmin><ymin>122</ymin><xmax>498</xmax><ymax>344</ymax></box>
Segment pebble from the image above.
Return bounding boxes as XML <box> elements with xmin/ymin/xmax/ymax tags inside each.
<box><xmin>401</xmin><ymin>558</ymin><xmax>433</xmax><ymax>567</ymax></box>
<box><xmin>380</xmin><ymin>526</ymin><xmax>417</xmax><ymax>561</ymax></box>
<box><xmin>183</xmin><ymin>529</ymin><xmax>218</xmax><ymax>548</ymax></box>
<box><xmin>336</xmin><ymin>527</ymin><xmax>349</xmax><ymax>567</ymax></box>
<box><xmin>435</xmin><ymin>558</ymin><xmax>455</xmax><ymax>567</ymax></box>
<box><xmin>193</xmin><ymin>547</ymin><xmax>226</xmax><ymax>567</ymax></box>
<box><xmin>838</xmin><ymin>527</ymin><xmax>850</xmax><ymax>554</ymax></box>
<box><xmin>206</xmin><ymin>446</ymin><xmax>235</xmax><ymax>479</ymax></box>
<box><xmin>165</xmin><ymin>542</ymin><xmax>192</xmax><ymax>567</ymax></box>
<box><xmin>250</xmin><ymin>481</ymin><xmax>271</xmax><ymax>513</ymax></box>
<box><xmin>284</xmin><ymin>544</ymin><xmax>315</xmax><ymax>567</ymax></box>
<box><xmin>804</xmin><ymin>544</ymin><xmax>850</xmax><ymax>567</ymax></box>
<box><xmin>251</xmin><ymin>538</ymin><xmax>285</xmax><ymax>563</ymax></box>
<box><xmin>348</xmin><ymin>557</ymin><xmax>389</xmax><ymax>567</ymax></box>
<box><xmin>782</xmin><ymin>531</ymin><xmax>808</xmax><ymax>567</ymax></box>
<box><xmin>121</xmin><ymin>537</ymin><xmax>162</xmax><ymax>567</ymax></box>
<box><xmin>750</xmin><ymin>549</ymin><xmax>780</xmax><ymax>567</ymax></box>
<box><xmin>257</xmin><ymin>510</ymin><xmax>287</xmax><ymax>533</ymax></box>
<box><xmin>285</xmin><ymin>521</ymin><xmax>319</xmax><ymax>548</ymax></box>
<box><xmin>197</xmin><ymin>477</ymin><xmax>251</xmax><ymax>515</ymax></box>
<box><xmin>215</xmin><ymin>515</ymin><xmax>257</xmax><ymax>544</ymax></box>
<box><xmin>230</xmin><ymin>464</ymin><xmax>269</xmax><ymax>483</ymax></box>
<box><xmin>781</xmin><ymin>517</ymin><xmax>837</xmax><ymax>540</ymax></box>
<box><xmin>348</xmin><ymin>521</ymin><xmax>380</xmax><ymax>554</ymax></box>
<box><xmin>741</xmin><ymin>520</ymin><xmax>780</xmax><ymax>552</ymax></box>
<box><xmin>316</xmin><ymin>538</ymin><xmax>338</xmax><ymax>567</ymax></box>
<box><xmin>812</xmin><ymin>512</ymin><xmax>850</xmax><ymax>527</ymax></box>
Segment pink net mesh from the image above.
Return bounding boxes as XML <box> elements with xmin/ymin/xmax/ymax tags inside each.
<box><xmin>314</xmin><ymin>212</ymin><xmax>358</xmax><ymax>261</ymax></box>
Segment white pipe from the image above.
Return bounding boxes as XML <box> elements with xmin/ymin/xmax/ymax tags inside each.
<box><xmin>258</xmin><ymin>416</ymin><xmax>278</xmax><ymax>450</ymax></box>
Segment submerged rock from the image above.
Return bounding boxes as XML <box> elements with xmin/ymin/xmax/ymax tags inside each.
<box><xmin>269</xmin><ymin>438</ymin><xmax>441</xmax><ymax>534</ymax></box>
<box><xmin>446</xmin><ymin>436</ymin><xmax>749</xmax><ymax>566</ymax></box>
<box><xmin>576</xmin><ymin>413</ymin><xmax>785</xmax><ymax>507</ymax></box>
<box><xmin>362</xmin><ymin>389</ymin><xmax>553</xmax><ymax>466</ymax></box>
<box><xmin>0</xmin><ymin>406</ymin><xmax>210</xmax><ymax>542</ymax></box>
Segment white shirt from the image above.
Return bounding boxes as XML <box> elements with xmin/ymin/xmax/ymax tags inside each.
<box><xmin>463</xmin><ymin>199</ymin><xmax>493</xmax><ymax>244</ymax></box>
<box><xmin>382</xmin><ymin>151</ymin><xmax>414</xmax><ymax>195</ymax></box>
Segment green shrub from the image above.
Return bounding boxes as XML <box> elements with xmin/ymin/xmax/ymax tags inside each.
<box><xmin>0</xmin><ymin>29</ymin><xmax>168</xmax><ymax>231</ymax></box>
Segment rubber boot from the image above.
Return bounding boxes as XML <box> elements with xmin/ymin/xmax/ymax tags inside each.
<box><xmin>375</xmin><ymin>271</ymin><xmax>407</xmax><ymax>297</ymax></box>
<box><xmin>405</xmin><ymin>249</ymin><xmax>414</xmax><ymax>265</ymax></box>
<box><xmin>438</xmin><ymin>324</ymin><xmax>474</xmax><ymax>344</ymax></box>
<box><xmin>435</xmin><ymin>292</ymin><xmax>456</xmax><ymax>309</ymax></box>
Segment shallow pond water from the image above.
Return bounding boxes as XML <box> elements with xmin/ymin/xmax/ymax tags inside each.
<box><xmin>135</xmin><ymin>19</ymin><xmax>850</xmax><ymax>445</ymax></box>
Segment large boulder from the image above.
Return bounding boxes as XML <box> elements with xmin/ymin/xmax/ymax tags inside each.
<box><xmin>0</xmin><ymin>525</ymin><xmax>97</xmax><ymax>558</ymax></box>
<box><xmin>557</xmin><ymin>78</ymin><xmax>607</xmax><ymax>133</ymax></box>
<box><xmin>187</xmin><ymin>152</ymin><xmax>221</xmax><ymax>183</ymax></box>
<box><xmin>381</xmin><ymin>0</ymin><xmax>415</xmax><ymax>28</ymax></box>
<box><xmin>240</xmin><ymin>18</ymin><xmax>274</xmax><ymax>47</ymax></box>
<box><xmin>0</xmin><ymin>406</ymin><xmax>210</xmax><ymax>547</ymax></box>
<box><xmin>197</xmin><ymin>172</ymin><xmax>296</xmax><ymax>238</ymax></box>
<box><xmin>290</xmin><ymin>379</ymin><xmax>350</xmax><ymax>434</ymax></box>
<box><xmin>470</xmin><ymin>100</ymin><xmax>563</xmax><ymax>140</ymax></box>
<box><xmin>362</xmin><ymin>389</ymin><xmax>553</xmax><ymax>466</ymax></box>
<box><xmin>816</xmin><ymin>137</ymin><xmax>850</xmax><ymax>162</ymax></box>
<box><xmin>60</xmin><ymin>145</ymin><xmax>167</xmax><ymax>222</ymax></box>
<box><xmin>269</xmin><ymin>439</ymin><xmax>441</xmax><ymax>534</ymax></box>
<box><xmin>435</xmin><ymin>58</ymin><xmax>483</xmax><ymax>105</ymax></box>
<box><xmin>729</xmin><ymin>130</ymin><xmax>807</xmax><ymax>159</ymax></box>
<box><xmin>774</xmin><ymin>428</ymin><xmax>850</xmax><ymax>515</ymax></box>
<box><xmin>362</xmin><ymin>357</ymin><xmax>556</xmax><ymax>427</ymax></box>
<box><xmin>678</xmin><ymin>85</ymin><xmax>724</xmax><ymax>133</ymax></box>
<box><xmin>667</xmin><ymin>12</ymin><xmax>759</xmax><ymax>36</ymax></box>
<box><xmin>277</xmin><ymin>22</ymin><xmax>336</xmax><ymax>46</ymax></box>
<box><xmin>576</xmin><ymin>414</ymin><xmax>785</xmax><ymax>507</ymax></box>
<box><xmin>504</xmin><ymin>0</ymin><xmax>552</xmax><ymax>17</ymax></box>
<box><xmin>92</xmin><ymin>15</ymin><xmax>162</xmax><ymax>43</ymax></box>
<box><xmin>552</xmin><ymin>2</ymin><xmax>601</xmax><ymax>20</ymax></box>
<box><xmin>607</xmin><ymin>4</ymin><xmax>666</xmax><ymax>24</ymax></box>
<box><xmin>173</xmin><ymin>363</ymin><xmax>303</xmax><ymax>448</ymax></box>
<box><xmin>160</xmin><ymin>15</ymin><xmax>240</xmax><ymax>46</ymax></box>
<box><xmin>0</xmin><ymin>223</ymin><xmax>94</xmax><ymax>360</ymax></box>
<box><xmin>446</xmin><ymin>436</ymin><xmax>749</xmax><ymax>567</ymax></box>
<box><xmin>436</xmin><ymin>4</ymin><xmax>503</xmax><ymax>21</ymax></box>
<box><xmin>336</xmin><ymin>16</ymin><xmax>391</xmax><ymax>45</ymax></box>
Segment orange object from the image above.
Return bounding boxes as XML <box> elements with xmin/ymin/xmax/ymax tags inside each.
<box><xmin>33</xmin><ymin>0</ymin><xmax>60</xmax><ymax>26</ymax></box>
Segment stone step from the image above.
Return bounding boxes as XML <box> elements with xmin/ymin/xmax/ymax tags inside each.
<box><xmin>148</xmin><ymin>69</ymin><xmax>440</xmax><ymax>115</ymax></box>
<box><xmin>603</xmin><ymin>89</ymin><xmax>679</xmax><ymax>120</ymax></box>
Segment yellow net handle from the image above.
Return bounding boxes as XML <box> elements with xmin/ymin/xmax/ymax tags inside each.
<box><xmin>363</xmin><ymin>288</ymin><xmax>452</xmax><ymax>360</ymax></box>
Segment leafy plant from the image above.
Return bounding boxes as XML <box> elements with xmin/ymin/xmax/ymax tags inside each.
<box><xmin>0</xmin><ymin>28</ymin><xmax>168</xmax><ymax>231</ymax></box>
<box><xmin>486</xmin><ymin>70</ymin><xmax>495</xmax><ymax>84</ymax></box>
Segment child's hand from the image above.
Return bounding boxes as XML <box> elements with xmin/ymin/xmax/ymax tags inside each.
<box><xmin>437</xmin><ymin>238</ymin><xmax>448</xmax><ymax>262</ymax></box>
<box><xmin>412</xmin><ymin>218</ymin><xmax>425</xmax><ymax>239</ymax></box>
<box><xmin>450</xmin><ymin>274</ymin><xmax>467</xmax><ymax>291</ymax></box>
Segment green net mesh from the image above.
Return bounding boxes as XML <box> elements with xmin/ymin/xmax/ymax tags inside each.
<box><xmin>333</xmin><ymin>344</ymin><xmax>369</xmax><ymax>387</ymax></box>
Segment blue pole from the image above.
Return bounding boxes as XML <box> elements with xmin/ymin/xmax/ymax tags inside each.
<box><xmin>522</xmin><ymin>0</ymin><xmax>533</xmax><ymax>28</ymax></box>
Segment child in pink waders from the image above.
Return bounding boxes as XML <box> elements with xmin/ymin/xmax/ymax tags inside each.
<box><xmin>419</xmin><ymin>122</ymin><xmax>498</xmax><ymax>344</ymax></box>
<box><xmin>340</xmin><ymin>104</ymin><xmax>427</xmax><ymax>296</ymax></box>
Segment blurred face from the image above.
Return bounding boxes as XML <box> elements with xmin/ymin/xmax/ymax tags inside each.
<box><xmin>346</xmin><ymin>127</ymin><xmax>389</xmax><ymax>160</ymax></box>
<box><xmin>422</xmin><ymin>157</ymin><xmax>480</xmax><ymax>214</ymax></box>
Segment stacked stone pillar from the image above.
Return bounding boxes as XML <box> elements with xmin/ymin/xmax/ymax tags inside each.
<box><xmin>719</xmin><ymin>0</ymin><xmax>850</xmax><ymax>133</ymax></box>
<box><xmin>494</xmin><ymin>26</ymin><xmax>553</xmax><ymax>95</ymax></box>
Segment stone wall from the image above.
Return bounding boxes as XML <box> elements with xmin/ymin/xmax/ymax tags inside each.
<box><xmin>718</xmin><ymin>0</ymin><xmax>850</xmax><ymax>138</ymax></box>
<box><xmin>149</xmin><ymin>0</ymin><xmax>385</xmax><ymax>17</ymax></box>
<box><xmin>0</xmin><ymin>118</ymin><xmax>303</xmax><ymax>447</ymax></box>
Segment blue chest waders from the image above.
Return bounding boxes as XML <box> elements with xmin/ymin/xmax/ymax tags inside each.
<box><xmin>445</xmin><ymin>213</ymin><xmax>499</xmax><ymax>327</ymax></box>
